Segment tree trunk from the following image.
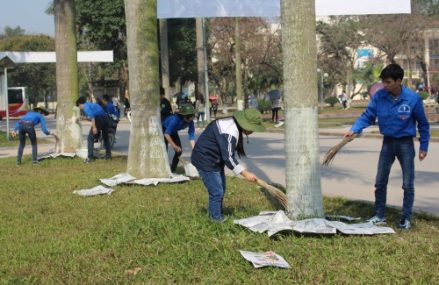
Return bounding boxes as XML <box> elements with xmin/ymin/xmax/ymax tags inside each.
<box><xmin>235</xmin><ymin>18</ymin><xmax>244</xmax><ymax>110</ymax></box>
<box><xmin>54</xmin><ymin>0</ymin><xmax>82</xmax><ymax>153</ymax></box>
<box><xmin>196</xmin><ymin>18</ymin><xmax>205</xmax><ymax>99</ymax></box>
<box><xmin>124</xmin><ymin>0</ymin><xmax>171</xmax><ymax>178</ymax></box>
<box><xmin>159</xmin><ymin>19</ymin><xmax>171</xmax><ymax>100</ymax></box>
<box><xmin>281</xmin><ymin>0</ymin><xmax>324</xmax><ymax>219</ymax></box>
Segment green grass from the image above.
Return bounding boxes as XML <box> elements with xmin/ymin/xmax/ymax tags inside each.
<box><xmin>1</xmin><ymin>156</ymin><xmax>439</xmax><ymax>284</ymax></box>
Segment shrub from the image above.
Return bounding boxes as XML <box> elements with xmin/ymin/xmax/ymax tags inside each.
<box><xmin>324</xmin><ymin>96</ymin><xmax>339</xmax><ymax>107</ymax></box>
<box><xmin>419</xmin><ymin>91</ymin><xmax>429</xmax><ymax>100</ymax></box>
<box><xmin>257</xmin><ymin>99</ymin><xmax>272</xmax><ymax>113</ymax></box>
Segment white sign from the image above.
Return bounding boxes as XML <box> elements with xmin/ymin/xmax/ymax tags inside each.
<box><xmin>0</xmin><ymin>51</ymin><xmax>113</xmax><ymax>63</ymax></box>
<box><xmin>157</xmin><ymin>0</ymin><xmax>411</xmax><ymax>19</ymax></box>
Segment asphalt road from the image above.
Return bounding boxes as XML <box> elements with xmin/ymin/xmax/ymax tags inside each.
<box><xmin>2</xmin><ymin>115</ymin><xmax>438</xmax><ymax>216</ymax></box>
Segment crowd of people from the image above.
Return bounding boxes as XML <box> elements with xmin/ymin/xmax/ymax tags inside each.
<box><xmin>10</xmin><ymin>64</ymin><xmax>432</xmax><ymax>227</ymax></box>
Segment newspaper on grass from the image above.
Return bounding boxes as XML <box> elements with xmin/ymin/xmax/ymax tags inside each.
<box><xmin>100</xmin><ymin>172</ymin><xmax>190</xmax><ymax>187</ymax></box>
<box><xmin>73</xmin><ymin>185</ymin><xmax>114</xmax><ymax>197</ymax></box>
<box><xmin>239</xmin><ymin>250</ymin><xmax>291</xmax><ymax>269</ymax></box>
<box><xmin>234</xmin><ymin>211</ymin><xmax>395</xmax><ymax>236</ymax></box>
<box><xmin>38</xmin><ymin>152</ymin><xmax>76</xmax><ymax>160</ymax></box>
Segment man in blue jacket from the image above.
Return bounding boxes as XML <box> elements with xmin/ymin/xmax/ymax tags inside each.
<box><xmin>162</xmin><ymin>104</ymin><xmax>196</xmax><ymax>172</ymax></box>
<box><xmin>12</xmin><ymin>107</ymin><xmax>51</xmax><ymax>165</ymax></box>
<box><xmin>344</xmin><ymin>64</ymin><xmax>430</xmax><ymax>229</ymax></box>
<box><xmin>76</xmin><ymin>96</ymin><xmax>112</xmax><ymax>163</ymax></box>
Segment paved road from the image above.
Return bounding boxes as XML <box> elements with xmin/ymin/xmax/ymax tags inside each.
<box><xmin>2</xmin><ymin>116</ymin><xmax>438</xmax><ymax>216</ymax></box>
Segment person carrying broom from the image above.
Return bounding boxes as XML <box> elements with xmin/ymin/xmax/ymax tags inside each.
<box><xmin>191</xmin><ymin>109</ymin><xmax>265</xmax><ymax>221</ymax></box>
<box><xmin>344</xmin><ymin>63</ymin><xmax>430</xmax><ymax>230</ymax></box>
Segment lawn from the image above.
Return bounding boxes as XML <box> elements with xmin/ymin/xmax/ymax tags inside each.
<box><xmin>1</xmin><ymin>156</ymin><xmax>438</xmax><ymax>284</ymax></box>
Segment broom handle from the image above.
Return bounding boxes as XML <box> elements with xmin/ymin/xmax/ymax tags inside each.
<box><xmin>256</xmin><ymin>178</ymin><xmax>271</xmax><ymax>189</ymax></box>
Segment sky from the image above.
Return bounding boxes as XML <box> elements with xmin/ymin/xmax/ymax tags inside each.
<box><xmin>0</xmin><ymin>0</ymin><xmax>54</xmax><ymax>36</ymax></box>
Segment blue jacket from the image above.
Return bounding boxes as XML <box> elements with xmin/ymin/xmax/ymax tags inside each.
<box><xmin>105</xmin><ymin>101</ymin><xmax>120</xmax><ymax>119</ymax></box>
<box><xmin>351</xmin><ymin>86</ymin><xmax>430</xmax><ymax>151</ymax></box>
<box><xmin>191</xmin><ymin>118</ymin><xmax>245</xmax><ymax>175</ymax></box>
<box><xmin>14</xmin><ymin>111</ymin><xmax>50</xmax><ymax>135</ymax></box>
<box><xmin>162</xmin><ymin>114</ymin><xmax>196</xmax><ymax>141</ymax></box>
<box><xmin>83</xmin><ymin>102</ymin><xmax>107</xmax><ymax>119</ymax></box>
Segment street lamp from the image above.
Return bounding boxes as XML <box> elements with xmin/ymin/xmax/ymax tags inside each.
<box><xmin>317</xmin><ymin>69</ymin><xmax>329</xmax><ymax>105</ymax></box>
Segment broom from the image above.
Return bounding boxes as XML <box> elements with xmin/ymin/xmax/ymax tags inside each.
<box><xmin>256</xmin><ymin>178</ymin><xmax>289</xmax><ymax>212</ymax></box>
<box><xmin>322</xmin><ymin>133</ymin><xmax>358</xmax><ymax>166</ymax></box>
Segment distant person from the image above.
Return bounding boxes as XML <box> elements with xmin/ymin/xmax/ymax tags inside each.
<box><xmin>12</xmin><ymin>107</ymin><xmax>52</xmax><ymax>165</ymax></box>
<box><xmin>162</xmin><ymin>104</ymin><xmax>196</xmax><ymax>172</ymax></box>
<box><xmin>269</xmin><ymin>89</ymin><xmax>281</xmax><ymax>123</ymax></box>
<box><xmin>340</xmin><ymin>92</ymin><xmax>348</xmax><ymax>109</ymax></box>
<box><xmin>76</xmin><ymin>96</ymin><xmax>112</xmax><ymax>163</ymax></box>
<box><xmin>211</xmin><ymin>100</ymin><xmax>219</xmax><ymax>118</ymax></box>
<box><xmin>123</xmin><ymin>97</ymin><xmax>130</xmax><ymax>118</ymax></box>
<box><xmin>195</xmin><ymin>95</ymin><xmax>206</xmax><ymax>127</ymax></box>
<box><xmin>344</xmin><ymin>63</ymin><xmax>430</xmax><ymax>230</ymax></box>
<box><xmin>160</xmin><ymin>87</ymin><xmax>172</xmax><ymax>122</ymax></box>
<box><xmin>191</xmin><ymin>109</ymin><xmax>265</xmax><ymax>221</ymax></box>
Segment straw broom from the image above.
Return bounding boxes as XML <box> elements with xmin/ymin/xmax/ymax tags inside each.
<box><xmin>322</xmin><ymin>133</ymin><xmax>358</xmax><ymax>166</ymax></box>
<box><xmin>179</xmin><ymin>158</ymin><xmax>289</xmax><ymax>211</ymax></box>
<box><xmin>256</xmin><ymin>178</ymin><xmax>289</xmax><ymax>212</ymax></box>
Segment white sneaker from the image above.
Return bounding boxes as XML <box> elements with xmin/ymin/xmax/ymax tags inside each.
<box><xmin>366</xmin><ymin>215</ymin><xmax>386</xmax><ymax>225</ymax></box>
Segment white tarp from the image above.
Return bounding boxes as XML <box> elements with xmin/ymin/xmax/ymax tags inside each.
<box><xmin>0</xmin><ymin>51</ymin><xmax>113</xmax><ymax>63</ymax></box>
<box><xmin>157</xmin><ymin>0</ymin><xmax>411</xmax><ymax>19</ymax></box>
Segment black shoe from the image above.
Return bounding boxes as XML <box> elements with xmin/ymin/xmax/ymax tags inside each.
<box><xmin>104</xmin><ymin>155</ymin><xmax>112</xmax><ymax>160</ymax></box>
<box><xmin>32</xmin><ymin>161</ymin><xmax>38</xmax><ymax>165</ymax></box>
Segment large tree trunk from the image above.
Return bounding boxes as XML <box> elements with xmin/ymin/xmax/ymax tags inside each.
<box><xmin>159</xmin><ymin>19</ymin><xmax>171</xmax><ymax>99</ymax></box>
<box><xmin>124</xmin><ymin>0</ymin><xmax>171</xmax><ymax>178</ymax></box>
<box><xmin>196</xmin><ymin>18</ymin><xmax>205</xmax><ymax>99</ymax></box>
<box><xmin>281</xmin><ymin>0</ymin><xmax>324</xmax><ymax>219</ymax></box>
<box><xmin>54</xmin><ymin>0</ymin><xmax>82</xmax><ymax>152</ymax></box>
<box><xmin>235</xmin><ymin>18</ymin><xmax>244</xmax><ymax>110</ymax></box>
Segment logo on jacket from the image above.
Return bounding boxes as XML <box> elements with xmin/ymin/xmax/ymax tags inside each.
<box><xmin>398</xmin><ymin>104</ymin><xmax>411</xmax><ymax>120</ymax></box>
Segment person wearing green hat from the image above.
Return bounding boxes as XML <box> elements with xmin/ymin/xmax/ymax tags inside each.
<box><xmin>162</xmin><ymin>103</ymin><xmax>196</xmax><ymax>172</ymax></box>
<box><xmin>191</xmin><ymin>108</ymin><xmax>265</xmax><ymax>221</ymax></box>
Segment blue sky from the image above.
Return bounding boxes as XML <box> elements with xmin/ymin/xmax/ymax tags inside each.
<box><xmin>0</xmin><ymin>0</ymin><xmax>54</xmax><ymax>36</ymax></box>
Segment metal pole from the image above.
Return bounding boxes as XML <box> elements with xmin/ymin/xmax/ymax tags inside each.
<box><xmin>4</xmin><ymin>68</ymin><xmax>9</xmax><ymax>140</ymax></box>
<box><xmin>202</xmin><ymin>18</ymin><xmax>211</xmax><ymax>122</ymax></box>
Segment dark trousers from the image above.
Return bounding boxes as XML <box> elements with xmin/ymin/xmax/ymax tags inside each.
<box><xmin>164</xmin><ymin>132</ymin><xmax>182</xmax><ymax>172</ymax></box>
<box><xmin>374</xmin><ymin>137</ymin><xmax>415</xmax><ymax>220</ymax></box>
<box><xmin>17</xmin><ymin>122</ymin><xmax>37</xmax><ymax>163</ymax></box>
<box><xmin>87</xmin><ymin>115</ymin><xmax>111</xmax><ymax>159</ymax></box>
<box><xmin>271</xmin><ymin>107</ymin><xmax>280</xmax><ymax>122</ymax></box>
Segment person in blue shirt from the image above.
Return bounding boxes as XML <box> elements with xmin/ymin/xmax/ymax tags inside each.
<box><xmin>76</xmin><ymin>96</ymin><xmax>112</xmax><ymax>163</ymax></box>
<box><xmin>344</xmin><ymin>64</ymin><xmax>430</xmax><ymax>229</ymax></box>
<box><xmin>162</xmin><ymin>104</ymin><xmax>196</xmax><ymax>172</ymax></box>
<box><xmin>102</xmin><ymin>94</ymin><xmax>120</xmax><ymax>121</ymax></box>
<box><xmin>12</xmin><ymin>107</ymin><xmax>51</xmax><ymax>165</ymax></box>
<box><xmin>191</xmin><ymin>109</ymin><xmax>265</xmax><ymax>221</ymax></box>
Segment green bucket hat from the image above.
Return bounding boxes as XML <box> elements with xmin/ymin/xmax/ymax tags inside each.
<box><xmin>233</xmin><ymin>109</ymin><xmax>265</xmax><ymax>132</ymax></box>
<box><xmin>179</xmin><ymin>104</ymin><xmax>195</xmax><ymax>116</ymax></box>
<box><xmin>33</xmin><ymin>107</ymin><xmax>50</xmax><ymax>116</ymax></box>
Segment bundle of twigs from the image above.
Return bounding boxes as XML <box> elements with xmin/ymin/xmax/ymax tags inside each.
<box><xmin>256</xmin><ymin>178</ymin><xmax>289</xmax><ymax>211</ymax></box>
<box><xmin>322</xmin><ymin>133</ymin><xmax>358</xmax><ymax>166</ymax></box>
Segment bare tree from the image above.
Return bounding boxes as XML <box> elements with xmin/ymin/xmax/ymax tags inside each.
<box><xmin>281</xmin><ymin>0</ymin><xmax>324</xmax><ymax>219</ymax></box>
<box><xmin>54</xmin><ymin>0</ymin><xmax>82</xmax><ymax>152</ymax></box>
<box><xmin>124</xmin><ymin>0</ymin><xmax>171</xmax><ymax>178</ymax></box>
